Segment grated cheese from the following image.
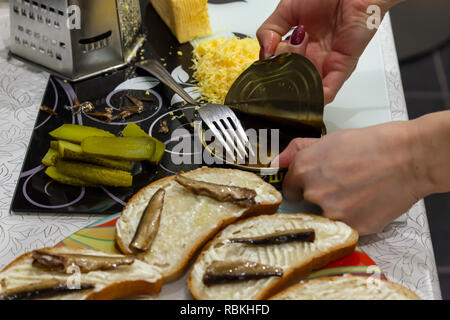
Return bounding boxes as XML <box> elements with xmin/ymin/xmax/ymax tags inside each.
<box><xmin>192</xmin><ymin>37</ymin><xmax>260</xmax><ymax>104</ymax></box>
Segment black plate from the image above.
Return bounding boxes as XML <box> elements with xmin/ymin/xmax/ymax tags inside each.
<box><xmin>10</xmin><ymin>1</ymin><xmax>320</xmax><ymax>215</ymax></box>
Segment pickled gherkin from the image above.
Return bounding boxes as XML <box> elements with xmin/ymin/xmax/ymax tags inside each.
<box><xmin>41</xmin><ymin>148</ymin><xmax>59</xmax><ymax>167</ymax></box>
<box><xmin>56</xmin><ymin>160</ymin><xmax>132</xmax><ymax>187</ymax></box>
<box><xmin>121</xmin><ymin>123</ymin><xmax>165</xmax><ymax>164</ymax></box>
<box><xmin>81</xmin><ymin>136</ymin><xmax>155</xmax><ymax>162</ymax></box>
<box><xmin>149</xmin><ymin>141</ymin><xmax>165</xmax><ymax>165</ymax></box>
<box><xmin>121</xmin><ymin>122</ymin><xmax>149</xmax><ymax>138</ymax></box>
<box><xmin>49</xmin><ymin>124</ymin><xmax>114</xmax><ymax>144</ymax></box>
<box><xmin>45</xmin><ymin>166</ymin><xmax>96</xmax><ymax>187</ymax></box>
<box><xmin>57</xmin><ymin>140</ymin><xmax>132</xmax><ymax>171</ymax></box>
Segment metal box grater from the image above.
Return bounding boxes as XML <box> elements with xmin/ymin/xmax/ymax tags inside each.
<box><xmin>9</xmin><ymin>0</ymin><xmax>143</xmax><ymax>81</ymax></box>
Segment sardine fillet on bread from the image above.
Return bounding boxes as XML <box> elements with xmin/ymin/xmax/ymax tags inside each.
<box><xmin>115</xmin><ymin>167</ymin><xmax>282</xmax><ymax>282</ymax></box>
<box><xmin>270</xmin><ymin>274</ymin><xmax>421</xmax><ymax>300</ymax></box>
<box><xmin>188</xmin><ymin>213</ymin><xmax>358</xmax><ymax>300</ymax></box>
<box><xmin>0</xmin><ymin>246</ymin><xmax>162</xmax><ymax>300</ymax></box>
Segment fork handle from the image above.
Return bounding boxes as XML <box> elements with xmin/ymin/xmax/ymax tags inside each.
<box><xmin>135</xmin><ymin>59</ymin><xmax>198</xmax><ymax>106</ymax></box>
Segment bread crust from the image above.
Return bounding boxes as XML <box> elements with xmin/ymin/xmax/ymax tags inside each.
<box><xmin>84</xmin><ymin>279</ymin><xmax>163</xmax><ymax>300</ymax></box>
<box><xmin>115</xmin><ymin>174</ymin><xmax>174</xmax><ymax>256</ymax></box>
<box><xmin>187</xmin><ymin>213</ymin><xmax>359</xmax><ymax>300</ymax></box>
<box><xmin>1</xmin><ymin>250</ymin><xmax>34</xmax><ymax>273</ymax></box>
<box><xmin>269</xmin><ymin>275</ymin><xmax>421</xmax><ymax>300</ymax></box>
<box><xmin>115</xmin><ymin>167</ymin><xmax>282</xmax><ymax>282</ymax></box>
<box><xmin>0</xmin><ymin>247</ymin><xmax>163</xmax><ymax>300</ymax></box>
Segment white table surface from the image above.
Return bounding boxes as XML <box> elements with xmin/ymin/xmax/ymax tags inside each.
<box><xmin>0</xmin><ymin>1</ymin><xmax>442</xmax><ymax>300</ymax></box>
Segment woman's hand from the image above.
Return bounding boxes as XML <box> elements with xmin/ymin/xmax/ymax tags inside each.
<box><xmin>256</xmin><ymin>0</ymin><xmax>400</xmax><ymax>103</ymax></box>
<box><xmin>272</xmin><ymin>120</ymin><xmax>433</xmax><ymax>235</ymax></box>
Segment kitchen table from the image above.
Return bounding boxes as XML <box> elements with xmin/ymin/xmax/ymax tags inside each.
<box><xmin>0</xmin><ymin>0</ymin><xmax>442</xmax><ymax>300</ymax></box>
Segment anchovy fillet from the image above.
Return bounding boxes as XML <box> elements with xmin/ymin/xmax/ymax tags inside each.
<box><xmin>32</xmin><ymin>251</ymin><xmax>135</xmax><ymax>273</ymax></box>
<box><xmin>174</xmin><ymin>174</ymin><xmax>256</xmax><ymax>208</ymax></box>
<box><xmin>0</xmin><ymin>279</ymin><xmax>94</xmax><ymax>300</ymax></box>
<box><xmin>202</xmin><ymin>260</ymin><xmax>283</xmax><ymax>286</ymax></box>
<box><xmin>229</xmin><ymin>228</ymin><xmax>315</xmax><ymax>245</ymax></box>
<box><xmin>129</xmin><ymin>188</ymin><xmax>165</xmax><ymax>253</ymax></box>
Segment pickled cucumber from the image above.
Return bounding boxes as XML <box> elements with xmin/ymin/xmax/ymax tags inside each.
<box><xmin>45</xmin><ymin>166</ymin><xmax>96</xmax><ymax>187</ymax></box>
<box><xmin>149</xmin><ymin>141</ymin><xmax>165</xmax><ymax>165</ymax></box>
<box><xmin>41</xmin><ymin>148</ymin><xmax>59</xmax><ymax>166</ymax></box>
<box><xmin>121</xmin><ymin>122</ymin><xmax>149</xmax><ymax>138</ymax></box>
<box><xmin>122</xmin><ymin>123</ymin><xmax>165</xmax><ymax>164</ymax></box>
<box><xmin>49</xmin><ymin>124</ymin><xmax>115</xmax><ymax>144</ymax></box>
<box><xmin>57</xmin><ymin>140</ymin><xmax>132</xmax><ymax>171</ymax></box>
<box><xmin>81</xmin><ymin>136</ymin><xmax>155</xmax><ymax>162</ymax></box>
<box><xmin>50</xmin><ymin>141</ymin><xmax>59</xmax><ymax>150</ymax></box>
<box><xmin>56</xmin><ymin>160</ymin><xmax>132</xmax><ymax>187</ymax></box>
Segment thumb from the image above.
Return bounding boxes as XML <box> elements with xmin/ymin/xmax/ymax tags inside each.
<box><xmin>257</xmin><ymin>29</ymin><xmax>282</xmax><ymax>60</ymax></box>
<box><xmin>271</xmin><ymin>138</ymin><xmax>318</xmax><ymax>168</ymax></box>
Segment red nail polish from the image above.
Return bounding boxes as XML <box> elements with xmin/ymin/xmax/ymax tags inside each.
<box><xmin>259</xmin><ymin>47</ymin><xmax>265</xmax><ymax>60</ymax></box>
<box><xmin>290</xmin><ymin>25</ymin><xmax>305</xmax><ymax>46</ymax></box>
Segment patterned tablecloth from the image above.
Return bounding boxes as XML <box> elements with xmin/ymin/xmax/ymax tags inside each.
<box><xmin>0</xmin><ymin>1</ymin><xmax>442</xmax><ymax>300</ymax></box>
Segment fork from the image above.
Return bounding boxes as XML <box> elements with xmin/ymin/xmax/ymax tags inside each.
<box><xmin>197</xmin><ymin>103</ymin><xmax>255</xmax><ymax>162</ymax></box>
<box><xmin>135</xmin><ymin>59</ymin><xmax>255</xmax><ymax>162</ymax></box>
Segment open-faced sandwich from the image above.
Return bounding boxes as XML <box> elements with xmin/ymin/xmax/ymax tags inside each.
<box><xmin>115</xmin><ymin>167</ymin><xmax>282</xmax><ymax>282</ymax></box>
<box><xmin>270</xmin><ymin>274</ymin><xmax>421</xmax><ymax>300</ymax></box>
<box><xmin>0</xmin><ymin>246</ymin><xmax>162</xmax><ymax>300</ymax></box>
<box><xmin>188</xmin><ymin>213</ymin><xmax>359</xmax><ymax>300</ymax></box>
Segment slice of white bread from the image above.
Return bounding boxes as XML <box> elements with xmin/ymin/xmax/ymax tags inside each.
<box><xmin>188</xmin><ymin>213</ymin><xmax>358</xmax><ymax>300</ymax></box>
<box><xmin>270</xmin><ymin>274</ymin><xmax>421</xmax><ymax>300</ymax></box>
<box><xmin>115</xmin><ymin>167</ymin><xmax>282</xmax><ymax>282</ymax></box>
<box><xmin>0</xmin><ymin>246</ymin><xmax>162</xmax><ymax>300</ymax></box>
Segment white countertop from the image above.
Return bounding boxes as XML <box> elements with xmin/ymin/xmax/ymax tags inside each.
<box><xmin>0</xmin><ymin>2</ymin><xmax>442</xmax><ymax>300</ymax></box>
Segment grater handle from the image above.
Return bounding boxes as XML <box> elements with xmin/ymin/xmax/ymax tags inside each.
<box><xmin>135</xmin><ymin>59</ymin><xmax>198</xmax><ymax>106</ymax></box>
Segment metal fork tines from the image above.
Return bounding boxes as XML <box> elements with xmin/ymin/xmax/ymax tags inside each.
<box><xmin>199</xmin><ymin>104</ymin><xmax>255</xmax><ymax>163</ymax></box>
<box><xmin>135</xmin><ymin>59</ymin><xmax>255</xmax><ymax>163</ymax></box>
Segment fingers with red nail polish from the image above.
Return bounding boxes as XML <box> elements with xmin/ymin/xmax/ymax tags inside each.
<box><xmin>287</xmin><ymin>25</ymin><xmax>308</xmax><ymax>56</ymax></box>
<box><xmin>272</xmin><ymin>25</ymin><xmax>309</xmax><ymax>57</ymax></box>
<box><xmin>290</xmin><ymin>25</ymin><xmax>306</xmax><ymax>45</ymax></box>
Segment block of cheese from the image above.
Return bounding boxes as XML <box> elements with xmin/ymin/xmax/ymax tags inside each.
<box><xmin>150</xmin><ymin>0</ymin><xmax>212</xmax><ymax>43</ymax></box>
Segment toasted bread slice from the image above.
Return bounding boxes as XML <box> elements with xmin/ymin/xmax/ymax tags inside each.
<box><xmin>0</xmin><ymin>246</ymin><xmax>162</xmax><ymax>300</ymax></box>
<box><xmin>115</xmin><ymin>167</ymin><xmax>282</xmax><ymax>282</ymax></box>
<box><xmin>188</xmin><ymin>213</ymin><xmax>358</xmax><ymax>300</ymax></box>
<box><xmin>270</xmin><ymin>274</ymin><xmax>421</xmax><ymax>300</ymax></box>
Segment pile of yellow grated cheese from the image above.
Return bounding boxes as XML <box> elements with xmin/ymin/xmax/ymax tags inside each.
<box><xmin>192</xmin><ymin>37</ymin><xmax>260</xmax><ymax>104</ymax></box>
